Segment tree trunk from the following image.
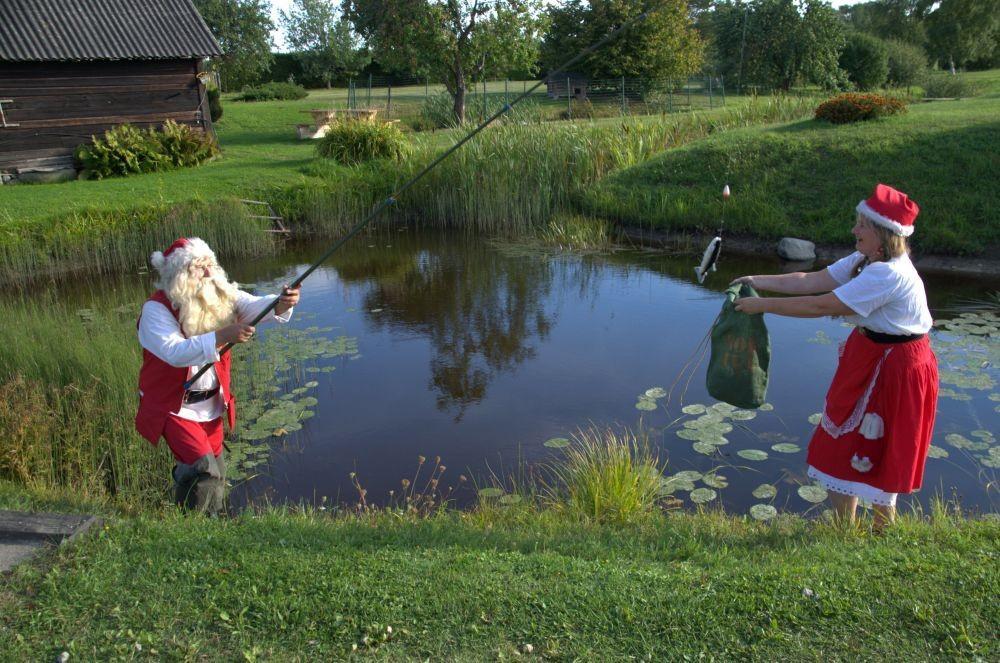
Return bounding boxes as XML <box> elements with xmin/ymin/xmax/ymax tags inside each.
<box><xmin>453</xmin><ymin>85</ymin><xmax>466</xmax><ymax>124</ymax></box>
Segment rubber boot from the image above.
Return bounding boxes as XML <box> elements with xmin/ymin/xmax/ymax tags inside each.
<box><xmin>173</xmin><ymin>451</ymin><xmax>226</xmax><ymax>515</ymax></box>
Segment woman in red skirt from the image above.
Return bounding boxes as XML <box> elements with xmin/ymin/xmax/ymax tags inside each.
<box><xmin>733</xmin><ymin>184</ymin><xmax>938</xmax><ymax>529</ymax></box>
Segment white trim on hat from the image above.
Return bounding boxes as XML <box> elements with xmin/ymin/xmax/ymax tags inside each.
<box><xmin>856</xmin><ymin>200</ymin><xmax>914</xmax><ymax>237</ymax></box>
<box><xmin>150</xmin><ymin>237</ymin><xmax>218</xmax><ymax>272</ymax></box>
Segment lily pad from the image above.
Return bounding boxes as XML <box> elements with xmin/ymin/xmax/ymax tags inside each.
<box><xmin>971</xmin><ymin>429</ymin><xmax>994</xmax><ymax>440</ymax></box>
<box><xmin>752</xmin><ymin>484</ymin><xmax>778</xmax><ymax>499</ymax></box>
<box><xmin>926</xmin><ymin>445</ymin><xmax>949</xmax><ymax>459</ymax></box>
<box><xmin>690</xmin><ymin>487</ymin><xmax>717</xmax><ymax>504</ymax></box>
<box><xmin>771</xmin><ymin>443</ymin><xmax>801</xmax><ymax>454</ymax></box>
<box><xmin>712</xmin><ymin>402</ymin><xmax>737</xmax><ymax>414</ymax></box>
<box><xmin>681</xmin><ymin>404</ymin><xmax>706</xmax><ymax>415</ymax></box>
<box><xmin>304</xmin><ymin>381</ymin><xmax>319</xmax><ymax>388</ymax></box>
<box><xmin>701</xmin><ymin>473</ymin><xmax>729</xmax><ymax>489</ymax></box>
<box><xmin>757</xmin><ymin>403</ymin><xmax>774</xmax><ymax>411</ymax></box>
<box><xmin>798</xmin><ymin>485</ymin><xmax>828</xmax><ymax>503</ymax></box>
<box><xmin>499</xmin><ymin>494</ymin><xmax>523</xmax><ymax>505</ymax></box>
<box><xmin>692</xmin><ymin>441</ymin><xmax>718</xmax><ymax>455</ymax></box>
<box><xmin>299</xmin><ymin>396</ymin><xmax>319</xmax><ymax>407</ymax></box>
<box><xmin>659</xmin><ymin>477</ymin><xmax>695</xmax><ymax>495</ymax></box>
<box><xmin>807</xmin><ymin>413</ymin><xmax>823</xmax><ymax>426</ymax></box>
<box><xmin>645</xmin><ymin>387</ymin><xmax>667</xmax><ymax>399</ymax></box>
<box><xmin>750</xmin><ymin>504</ymin><xmax>778</xmax><ymax>521</ymax></box>
<box><xmin>945</xmin><ymin>433</ymin><xmax>974</xmax><ymax>449</ymax></box>
<box><xmin>673</xmin><ymin>471</ymin><xmax>703</xmax><ymax>482</ymax></box>
<box><xmin>544</xmin><ymin>437</ymin><xmax>570</xmax><ymax>449</ymax></box>
<box><xmin>676</xmin><ymin>429</ymin><xmax>702</xmax><ymax>441</ymax></box>
<box><xmin>635</xmin><ymin>399</ymin><xmax>658</xmax><ymax>411</ymax></box>
<box><xmin>477</xmin><ymin>487</ymin><xmax>504</xmax><ymax>499</ymax></box>
<box><xmin>729</xmin><ymin>409</ymin><xmax>757</xmax><ymax>421</ymax></box>
<box><xmin>737</xmin><ymin>449</ymin><xmax>768</xmax><ymax>461</ymax></box>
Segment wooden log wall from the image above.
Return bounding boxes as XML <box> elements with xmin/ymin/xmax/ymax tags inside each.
<box><xmin>0</xmin><ymin>59</ymin><xmax>209</xmax><ymax>172</ymax></box>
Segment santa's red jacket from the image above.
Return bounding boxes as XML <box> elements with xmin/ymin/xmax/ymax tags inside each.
<box><xmin>135</xmin><ymin>290</ymin><xmax>236</xmax><ymax>445</ymax></box>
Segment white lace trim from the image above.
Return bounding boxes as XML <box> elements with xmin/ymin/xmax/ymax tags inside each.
<box><xmin>807</xmin><ymin>466</ymin><xmax>898</xmax><ymax>507</ymax></box>
<box><xmin>820</xmin><ymin>348</ymin><xmax>892</xmax><ymax>439</ymax></box>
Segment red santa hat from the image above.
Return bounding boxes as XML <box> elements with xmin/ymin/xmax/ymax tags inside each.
<box><xmin>149</xmin><ymin>237</ymin><xmax>217</xmax><ymax>272</ymax></box>
<box><xmin>856</xmin><ymin>184</ymin><xmax>919</xmax><ymax>237</ymax></box>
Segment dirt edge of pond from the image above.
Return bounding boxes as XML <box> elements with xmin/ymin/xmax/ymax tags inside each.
<box><xmin>620</xmin><ymin>226</ymin><xmax>1000</xmax><ymax>280</ymax></box>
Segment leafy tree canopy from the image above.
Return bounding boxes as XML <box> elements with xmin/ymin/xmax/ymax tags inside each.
<box><xmin>540</xmin><ymin>0</ymin><xmax>704</xmax><ymax>82</ymax></box>
<box><xmin>925</xmin><ymin>0</ymin><xmax>1000</xmax><ymax>71</ymax></box>
<box><xmin>344</xmin><ymin>0</ymin><xmax>546</xmax><ymax>123</ymax></box>
<box><xmin>282</xmin><ymin>0</ymin><xmax>371</xmax><ymax>88</ymax></box>
<box><xmin>194</xmin><ymin>0</ymin><xmax>275</xmax><ymax>90</ymax></box>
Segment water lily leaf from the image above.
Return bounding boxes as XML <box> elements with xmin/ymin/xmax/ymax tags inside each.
<box><xmin>945</xmin><ymin>433</ymin><xmax>974</xmax><ymax>449</ymax></box>
<box><xmin>702</xmin><ymin>473</ymin><xmax>729</xmax><ymax>488</ymax></box>
<box><xmin>241</xmin><ymin>429</ymin><xmax>273</xmax><ymax>441</ymax></box>
<box><xmin>729</xmin><ymin>409</ymin><xmax>757</xmax><ymax>421</ymax></box>
<box><xmin>704</xmin><ymin>423</ymin><xmax>734</xmax><ymax>436</ymax></box>
<box><xmin>676</xmin><ymin>429</ymin><xmax>702</xmax><ymax>441</ymax></box>
<box><xmin>674</xmin><ymin>470</ymin><xmax>703</xmax><ymax>482</ymax></box>
<box><xmin>771</xmin><ymin>443</ymin><xmax>801</xmax><ymax>454</ymax></box>
<box><xmin>701</xmin><ymin>435</ymin><xmax>729</xmax><ymax>446</ymax></box>
<box><xmin>681</xmin><ymin>404</ymin><xmax>706</xmax><ymax>415</ymax></box>
<box><xmin>737</xmin><ymin>449</ymin><xmax>768</xmax><ymax>461</ymax></box>
<box><xmin>299</xmin><ymin>396</ymin><xmax>319</xmax><ymax>407</ymax></box>
<box><xmin>284</xmin><ymin>421</ymin><xmax>303</xmax><ymax>432</ymax></box>
<box><xmin>544</xmin><ymin>437</ymin><xmax>570</xmax><ymax>448</ymax></box>
<box><xmin>477</xmin><ymin>487</ymin><xmax>504</xmax><ymax>498</ymax></box>
<box><xmin>292</xmin><ymin>387</ymin><xmax>308</xmax><ymax>395</ymax></box>
<box><xmin>752</xmin><ymin>484</ymin><xmax>778</xmax><ymax>499</ymax></box>
<box><xmin>635</xmin><ymin>399</ymin><xmax>657</xmax><ymax>411</ymax></box>
<box><xmin>971</xmin><ymin>429</ymin><xmax>994</xmax><ymax>440</ymax></box>
<box><xmin>807</xmin><ymin>413</ymin><xmax>823</xmax><ymax>425</ymax></box>
<box><xmin>798</xmin><ymin>485</ymin><xmax>828</xmax><ymax>503</ymax></box>
<box><xmin>659</xmin><ymin>477</ymin><xmax>695</xmax><ymax>495</ymax></box>
<box><xmin>712</xmin><ymin>402</ymin><xmax>737</xmax><ymax>414</ymax></box>
<box><xmin>499</xmin><ymin>494</ymin><xmax>522</xmax><ymax>505</ymax></box>
<box><xmin>690</xmin><ymin>487</ymin><xmax>717</xmax><ymax>504</ymax></box>
<box><xmin>750</xmin><ymin>504</ymin><xmax>778</xmax><ymax>521</ymax></box>
<box><xmin>645</xmin><ymin>387</ymin><xmax>667</xmax><ymax>399</ymax></box>
<box><xmin>692</xmin><ymin>441</ymin><xmax>718</xmax><ymax>455</ymax></box>
<box><xmin>979</xmin><ymin>456</ymin><xmax>1000</xmax><ymax>468</ymax></box>
<box><xmin>757</xmin><ymin>403</ymin><xmax>774</xmax><ymax>411</ymax></box>
<box><xmin>298</xmin><ymin>410</ymin><xmax>315</xmax><ymax>420</ymax></box>
<box><xmin>304</xmin><ymin>381</ymin><xmax>319</xmax><ymax>388</ymax></box>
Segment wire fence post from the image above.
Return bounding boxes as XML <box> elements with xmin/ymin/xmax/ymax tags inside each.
<box><xmin>482</xmin><ymin>78</ymin><xmax>487</xmax><ymax>123</ymax></box>
<box><xmin>567</xmin><ymin>76</ymin><xmax>572</xmax><ymax>119</ymax></box>
<box><xmin>505</xmin><ymin>78</ymin><xmax>509</xmax><ymax>108</ymax></box>
<box><xmin>620</xmin><ymin>75</ymin><xmax>626</xmax><ymax>115</ymax></box>
<box><xmin>367</xmin><ymin>73</ymin><xmax>372</xmax><ymax>106</ymax></box>
<box><xmin>668</xmin><ymin>80</ymin><xmax>673</xmax><ymax>113</ymax></box>
<box><xmin>721</xmin><ymin>75</ymin><xmax>726</xmax><ymax>106</ymax></box>
<box><xmin>387</xmin><ymin>82</ymin><xmax>392</xmax><ymax>114</ymax></box>
<box><xmin>708</xmin><ymin>75</ymin><xmax>713</xmax><ymax>109</ymax></box>
<box><xmin>687</xmin><ymin>79</ymin><xmax>691</xmax><ymax>109</ymax></box>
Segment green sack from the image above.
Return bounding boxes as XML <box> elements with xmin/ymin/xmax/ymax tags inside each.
<box><xmin>706</xmin><ymin>283</ymin><xmax>771</xmax><ymax>409</ymax></box>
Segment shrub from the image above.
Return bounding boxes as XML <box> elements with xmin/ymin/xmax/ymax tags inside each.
<box><xmin>839</xmin><ymin>32</ymin><xmax>889</xmax><ymax>91</ymax></box>
<box><xmin>921</xmin><ymin>72</ymin><xmax>977</xmax><ymax>99</ymax></box>
<box><xmin>75</xmin><ymin>121</ymin><xmax>218</xmax><ymax>179</ymax></box>
<box><xmin>814</xmin><ymin>93</ymin><xmax>906</xmax><ymax>124</ymax></box>
<box><xmin>235</xmin><ymin>81</ymin><xmax>308</xmax><ymax>102</ymax></box>
<box><xmin>420</xmin><ymin>92</ymin><xmax>462</xmax><ymax>129</ymax></box>
<box><xmin>207</xmin><ymin>85</ymin><xmax>223</xmax><ymax>122</ymax></box>
<box><xmin>315</xmin><ymin>120</ymin><xmax>410</xmax><ymax>165</ymax></box>
<box><xmin>885</xmin><ymin>39</ymin><xmax>927</xmax><ymax>88</ymax></box>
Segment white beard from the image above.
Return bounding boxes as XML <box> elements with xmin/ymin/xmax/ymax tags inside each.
<box><xmin>165</xmin><ymin>267</ymin><xmax>239</xmax><ymax>337</ymax></box>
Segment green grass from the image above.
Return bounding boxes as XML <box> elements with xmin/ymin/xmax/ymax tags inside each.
<box><xmin>580</xmin><ymin>94</ymin><xmax>1000</xmax><ymax>255</ymax></box>
<box><xmin>0</xmin><ymin>506</ymin><xmax>996</xmax><ymax>660</ymax></box>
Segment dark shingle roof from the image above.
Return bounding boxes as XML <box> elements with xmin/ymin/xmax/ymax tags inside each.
<box><xmin>0</xmin><ymin>0</ymin><xmax>223</xmax><ymax>62</ymax></box>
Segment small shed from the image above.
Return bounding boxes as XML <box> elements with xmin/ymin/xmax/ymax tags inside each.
<box><xmin>0</xmin><ymin>0</ymin><xmax>222</xmax><ymax>181</ymax></box>
<box><xmin>545</xmin><ymin>73</ymin><xmax>590</xmax><ymax>101</ymax></box>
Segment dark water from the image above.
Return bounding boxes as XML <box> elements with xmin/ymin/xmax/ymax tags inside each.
<box><xmin>204</xmin><ymin>230</ymin><xmax>1000</xmax><ymax>517</ymax></box>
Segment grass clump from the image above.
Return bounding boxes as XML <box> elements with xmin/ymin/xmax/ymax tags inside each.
<box><xmin>545</xmin><ymin>426</ymin><xmax>665</xmax><ymax>525</ymax></box>
<box><xmin>75</xmin><ymin>120</ymin><xmax>219</xmax><ymax>180</ymax></box>
<box><xmin>316</xmin><ymin>120</ymin><xmax>410</xmax><ymax>165</ymax></box>
<box><xmin>235</xmin><ymin>81</ymin><xmax>308</xmax><ymax>101</ymax></box>
<box><xmin>922</xmin><ymin>72</ymin><xmax>978</xmax><ymax>98</ymax></box>
<box><xmin>814</xmin><ymin>93</ymin><xmax>907</xmax><ymax>124</ymax></box>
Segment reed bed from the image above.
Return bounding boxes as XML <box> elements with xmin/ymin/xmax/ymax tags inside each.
<box><xmin>0</xmin><ymin>199</ymin><xmax>277</xmax><ymax>287</ymax></box>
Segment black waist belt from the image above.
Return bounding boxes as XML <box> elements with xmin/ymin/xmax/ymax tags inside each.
<box><xmin>861</xmin><ymin>328</ymin><xmax>925</xmax><ymax>344</ymax></box>
<box><xmin>183</xmin><ymin>387</ymin><xmax>220</xmax><ymax>404</ymax></box>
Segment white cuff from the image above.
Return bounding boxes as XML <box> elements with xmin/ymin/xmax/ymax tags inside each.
<box><xmin>274</xmin><ymin>306</ymin><xmax>293</xmax><ymax>323</ymax></box>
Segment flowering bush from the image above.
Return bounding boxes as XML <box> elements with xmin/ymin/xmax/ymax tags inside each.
<box><xmin>814</xmin><ymin>93</ymin><xmax>907</xmax><ymax>124</ymax></box>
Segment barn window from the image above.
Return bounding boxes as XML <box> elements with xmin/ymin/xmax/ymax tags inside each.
<box><xmin>0</xmin><ymin>100</ymin><xmax>19</xmax><ymax>128</ymax></box>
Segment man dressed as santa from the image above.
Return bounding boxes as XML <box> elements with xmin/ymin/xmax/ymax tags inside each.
<box><xmin>136</xmin><ymin>237</ymin><xmax>301</xmax><ymax>513</ymax></box>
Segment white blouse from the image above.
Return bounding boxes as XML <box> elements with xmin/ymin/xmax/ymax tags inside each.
<box><xmin>826</xmin><ymin>251</ymin><xmax>932</xmax><ymax>335</ymax></box>
<box><xmin>138</xmin><ymin>291</ymin><xmax>293</xmax><ymax>421</ymax></box>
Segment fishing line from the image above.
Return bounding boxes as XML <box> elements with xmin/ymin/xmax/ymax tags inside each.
<box><xmin>693</xmin><ymin>184</ymin><xmax>730</xmax><ymax>284</ymax></box>
<box><xmin>185</xmin><ymin>8</ymin><xmax>658</xmax><ymax>389</ymax></box>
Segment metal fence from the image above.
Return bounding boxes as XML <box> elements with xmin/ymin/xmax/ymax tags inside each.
<box><xmin>334</xmin><ymin>75</ymin><xmax>727</xmax><ymax>123</ymax></box>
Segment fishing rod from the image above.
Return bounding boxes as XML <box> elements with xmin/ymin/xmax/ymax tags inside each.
<box><xmin>185</xmin><ymin>8</ymin><xmax>656</xmax><ymax>389</ymax></box>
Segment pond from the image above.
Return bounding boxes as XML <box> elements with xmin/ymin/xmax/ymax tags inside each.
<box><xmin>202</xmin><ymin>229</ymin><xmax>997</xmax><ymax>518</ymax></box>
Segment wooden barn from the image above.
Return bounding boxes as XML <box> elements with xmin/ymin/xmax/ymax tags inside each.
<box><xmin>545</xmin><ymin>73</ymin><xmax>590</xmax><ymax>101</ymax></box>
<box><xmin>0</xmin><ymin>0</ymin><xmax>222</xmax><ymax>182</ymax></box>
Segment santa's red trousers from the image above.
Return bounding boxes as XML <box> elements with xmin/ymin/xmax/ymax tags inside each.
<box><xmin>163</xmin><ymin>415</ymin><xmax>224</xmax><ymax>464</ymax></box>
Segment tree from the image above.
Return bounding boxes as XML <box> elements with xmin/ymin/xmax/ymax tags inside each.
<box><xmin>838</xmin><ymin>1</ymin><xmax>928</xmax><ymax>47</ymax></box>
<box><xmin>708</xmin><ymin>0</ymin><xmax>846</xmax><ymax>91</ymax></box>
<box><xmin>282</xmin><ymin>0</ymin><xmax>370</xmax><ymax>88</ymax></box>
<box><xmin>884</xmin><ymin>38</ymin><xmax>927</xmax><ymax>88</ymax></box>
<box><xmin>194</xmin><ymin>0</ymin><xmax>275</xmax><ymax>90</ymax></box>
<box><xmin>540</xmin><ymin>0</ymin><xmax>704</xmax><ymax>86</ymax></box>
<box><xmin>344</xmin><ymin>0</ymin><xmax>545</xmax><ymax>124</ymax></box>
<box><xmin>925</xmin><ymin>0</ymin><xmax>1000</xmax><ymax>72</ymax></box>
<box><xmin>839</xmin><ymin>32</ymin><xmax>889</xmax><ymax>91</ymax></box>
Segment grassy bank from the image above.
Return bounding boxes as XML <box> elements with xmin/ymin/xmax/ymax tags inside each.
<box><xmin>579</xmin><ymin>95</ymin><xmax>1000</xmax><ymax>256</ymax></box>
<box><xmin>0</xmin><ymin>505</ymin><xmax>996</xmax><ymax>660</ymax></box>
<box><xmin>0</xmin><ymin>96</ymin><xmax>815</xmax><ymax>286</ymax></box>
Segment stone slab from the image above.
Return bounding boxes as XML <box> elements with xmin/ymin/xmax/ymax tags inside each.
<box><xmin>0</xmin><ymin>510</ymin><xmax>101</xmax><ymax>572</ymax></box>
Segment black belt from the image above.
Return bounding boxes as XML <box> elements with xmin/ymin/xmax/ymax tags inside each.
<box><xmin>860</xmin><ymin>328</ymin><xmax>925</xmax><ymax>344</ymax></box>
<box><xmin>183</xmin><ymin>387</ymin><xmax>220</xmax><ymax>404</ymax></box>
